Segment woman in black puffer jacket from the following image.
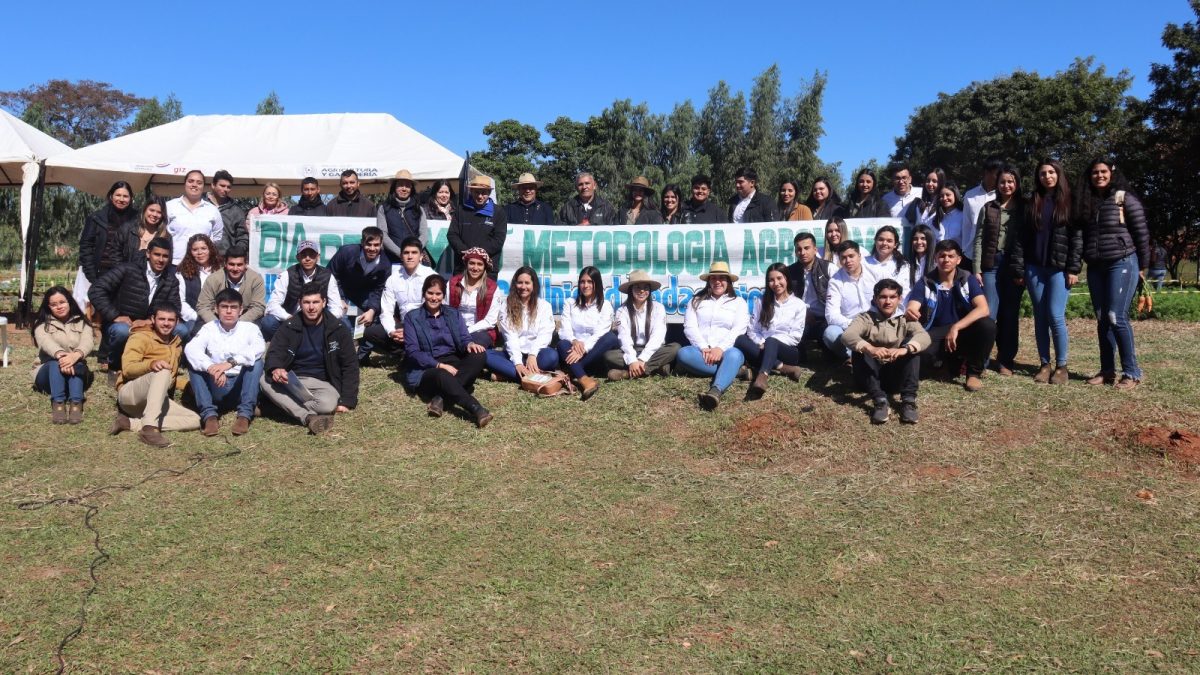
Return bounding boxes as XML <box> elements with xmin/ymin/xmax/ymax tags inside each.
<box><xmin>1074</xmin><ymin>159</ymin><xmax>1150</xmax><ymax>389</ymax></box>
<box><xmin>1009</xmin><ymin>159</ymin><xmax>1082</xmax><ymax>385</ymax></box>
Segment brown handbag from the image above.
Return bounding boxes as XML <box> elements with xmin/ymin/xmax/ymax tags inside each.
<box><xmin>519</xmin><ymin>370</ymin><xmax>575</xmax><ymax>397</ymax></box>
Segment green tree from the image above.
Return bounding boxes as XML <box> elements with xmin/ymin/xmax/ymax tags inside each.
<box><xmin>127</xmin><ymin>93</ymin><xmax>184</xmax><ymax>133</ymax></box>
<box><xmin>256</xmin><ymin>91</ymin><xmax>285</xmax><ymax>115</ymax></box>
<box><xmin>583</xmin><ymin>99</ymin><xmax>659</xmax><ymax>205</ymax></box>
<box><xmin>651</xmin><ymin>101</ymin><xmax>710</xmax><ymax>193</ymax></box>
<box><xmin>472</xmin><ymin>119</ymin><xmax>544</xmax><ymax>204</ymax></box>
<box><xmin>698</xmin><ymin>81</ymin><xmax>747</xmax><ymax>197</ymax></box>
<box><xmin>781</xmin><ymin>70</ymin><xmax>841</xmax><ymax>194</ymax></box>
<box><xmin>0</xmin><ymin>79</ymin><xmax>144</xmax><ymax>148</ymax></box>
<box><xmin>539</xmin><ymin>116</ymin><xmax>589</xmax><ymax>208</ymax></box>
<box><xmin>745</xmin><ymin>65</ymin><xmax>785</xmax><ymax>192</ymax></box>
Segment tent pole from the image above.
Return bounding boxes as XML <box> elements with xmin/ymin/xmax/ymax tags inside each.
<box><xmin>20</xmin><ymin>163</ymin><xmax>47</xmax><ymax>322</ymax></box>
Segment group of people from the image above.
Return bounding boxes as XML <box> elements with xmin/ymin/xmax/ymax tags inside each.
<box><xmin>34</xmin><ymin>153</ymin><xmax>1151</xmax><ymax>439</ymax></box>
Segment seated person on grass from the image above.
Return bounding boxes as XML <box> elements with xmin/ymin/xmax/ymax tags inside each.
<box><xmin>363</xmin><ymin>237</ymin><xmax>435</xmax><ymax>358</ymax></box>
<box><xmin>110</xmin><ymin>304</ymin><xmax>200</xmax><ymax>447</ymax></box>
<box><xmin>184</xmin><ymin>288</ymin><xmax>266</xmax><ymax>437</ymax></box>
<box><xmin>840</xmin><ymin>278</ymin><xmax>930</xmax><ymax>425</ymax></box>
<box><xmin>823</xmin><ymin>240</ymin><xmax>879</xmax><ymax>362</ymax></box>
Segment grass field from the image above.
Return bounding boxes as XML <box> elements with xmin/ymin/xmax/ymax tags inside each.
<box><xmin>2</xmin><ymin>319</ymin><xmax>1199</xmax><ymax>672</ymax></box>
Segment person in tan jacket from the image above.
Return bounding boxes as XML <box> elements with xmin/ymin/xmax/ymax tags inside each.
<box><xmin>195</xmin><ymin>246</ymin><xmax>266</xmax><ymax>326</ymax></box>
<box><xmin>31</xmin><ymin>286</ymin><xmax>95</xmax><ymax>424</ymax></box>
<box><xmin>840</xmin><ymin>278</ymin><xmax>930</xmax><ymax>425</ymax></box>
<box><xmin>111</xmin><ymin>305</ymin><xmax>200</xmax><ymax>447</ymax></box>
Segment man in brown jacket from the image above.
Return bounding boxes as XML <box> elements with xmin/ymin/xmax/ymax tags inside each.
<box><xmin>111</xmin><ymin>305</ymin><xmax>201</xmax><ymax>447</ymax></box>
<box><xmin>840</xmin><ymin>278</ymin><xmax>930</xmax><ymax>425</ymax></box>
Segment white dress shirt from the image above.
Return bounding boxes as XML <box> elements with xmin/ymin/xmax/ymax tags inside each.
<box><xmin>559</xmin><ymin>299</ymin><xmax>614</xmax><ymax>351</ymax></box>
<box><xmin>865</xmin><ymin>254</ymin><xmax>912</xmax><ymax>299</ymax></box>
<box><xmin>166</xmin><ymin>197</ymin><xmax>223</xmax><ymax>264</ymax></box>
<box><xmin>464</xmin><ymin>287</ymin><xmax>506</xmax><ymax>334</ymax></box>
<box><xmin>267</xmin><ymin>269</ymin><xmax>345</xmax><ymax>320</ymax></box>
<box><xmin>962</xmin><ymin>185</ymin><xmax>994</xmax><ymax>257</ymax></box>
<box><xmin>746</xmin><ymin>294</ymin><xmax>807</xmax><ymax>347</ymax></box>
<box><xmin>380</xmin><ymin>264</ymin><xmax>434</xmax><ymax>333</ymax></box>
<box><xmin>826</xmin><ymin>265</ymin><xmax>880</xmax><ymax>329</ymax></box>
<box><xmin>184</xmin><ymin>319</ymin><xmax>265</xmax><ymax>377</ymax></box>
<box><xmin>499</xmin><ymin>298</ymin><xmax>555</xmax><ymax>364</ymax></box>
<box><xmin>615</xmin><ymin>301</ymin><xmax>668</xmax><ymax>365</ymax></box>
<box><xmin>684</xmin><ymin>294</ymin><xmax>750</xmax><ymax>350</ymax></box>
<box><xmin>883</xmin><ymin>189</ymin><xmax>922</xmax><ymax>218</ymax></box>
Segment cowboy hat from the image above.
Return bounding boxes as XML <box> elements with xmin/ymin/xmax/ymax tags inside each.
<box><xmin>511</xmin><ymin>172</ymin><xmax>543</xmax><ymax>188</ymax></box>
<box><xmin>618</xmin><ymin>270</ymin><xmax>662</xmax><ymax>294</ymax></box>
<box><xmin>392</xmin><ymin>169</ymin><xmax>414</xmax><ymax>183</ymax></box>
<box><xmin>625</xmin><ymin>176</ymin><xmax>654</xmax><ymax>192</ymax></box>
<box><xmin>467</xmin><ymin>175</ymin><xmax>493</xmax><ymax>190</ymax></box>
<box><xmin>699</xmin><ymin>261</ymin><xmax>739</xmax><ymax>282</ymax></box>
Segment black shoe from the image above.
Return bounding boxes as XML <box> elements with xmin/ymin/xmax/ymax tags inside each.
<box><xmin>900</xmin><ymin>400</ymin><xmax>918</xmax><ymax>424</ymax></box>
<box><xmin>466</xmin><ymin>402</ymin><xmax>492</xmax><ymax>428</ymax></box>
<box><xmin>427</xmin><ymin>396</ymin><xmax>444</xmax><ymax>418</ymax></box>
<box><xmin>870</xmin><ymin>399</ymin><xmax>889</xmax><ymax>424</ymax></box>
<box><xmin>698</xmin><ymin>386</ymin><xmax>722</xmax><ymax>411</ymax></box>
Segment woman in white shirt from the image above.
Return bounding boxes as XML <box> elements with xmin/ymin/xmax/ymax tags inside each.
<box><xmin>165</xmin><ymin>169</ymin><xmax>223</xmax><ymax>264</ymax></box>
<box><xmin>176</xmin><ymin>234</ymin><xmax>222</xmax><ymax>338</ymax></box>
<box><xmin>679</xmin><ymin>261</ymin><xmax>750</xmax><ymax>411</ymax></box>
<box><xmin>865</xmin><ymin>225</ymin><xmax>912</xmax><ymax>299</ymax></box>
<box><xmin>448</xmin><ymin>248</ymin><xmax>504</xmax><ymax>347</ymax></box>
<box><xmin>604</xmin><ymin>270</ymin><xmax>680</xmax><ymax>381</ymax></box>
<box><xmin>933</xmin><ymin>184</ymin><xmax>965</xmax><ymax>247</ymax></box>
<box><xmin>485</xmin><ymin>265</ymin><xmax>556</xmax><ymax>382</ymax></box>
<box><xmin>734</xmin><ymin>263</ymin><xmax>807</xmax><ymax>400</ymax></box>
<box><xmin>556</xmin><ymin>266</ymin><xmax>618</xmax><ymax>400</ymax></box>
<box><xmin>906</xmin><ymin>225</ymin><xmax>936</xmax><ymax>293</ymax></box>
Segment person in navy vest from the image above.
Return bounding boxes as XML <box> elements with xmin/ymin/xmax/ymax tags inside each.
<box><xmin>327</xmin><ymin>226</ymin><xmax>393</xmax><ymax>364</ymax></box>
<box><xmin>262</xmin><ymin>240</ymin><xmax>344</xmax><ymax>341</ymax></box>
<box><xmin>504</xmin><ymin>172</ymin><xmax>555</xmax><ymax>225</ymax></box>
<box><xmin>403</xmin><ymin>274</ymin><xmax>493</xmax><ymax>428</ymax></box>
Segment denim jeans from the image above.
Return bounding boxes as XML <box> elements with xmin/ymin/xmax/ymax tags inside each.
<box><xmin>981</xmin><ymin>250</ymin><xmax>1022</xmax><ymax>367</ymax></box>
<box><xmin>557</xmin><ymin>332</ymin><xmax>620</xmax><ymax>379</ymax></box>
<box><xmin>1025</xmin><ymin>264</ymin><xmax>1070</xmax><ymax>367</ymax></box>
<box><xmin>734</xmin><ymin>335</ymin><xmax>802</xmax><ymax>375</ymax></box>
<box><xmin>676</xmin><ymin>345</ymin><xmax>745</xmax><ymax>393</ymax></box>
<box><xmin>259</xmin><ymin>314</ymin><xmax>284</xmax><ymax>341</ymax></box>
<box><xmin>1087</xmin><ymin>253</ymin><xmax>1142</xmax><ymax>380</ymax></box>
<box><xmin>485</xmin><ymin>347</ymin><xmax>558</xmax><ymax>381</ymax></box>
<box><xmin>822</xmin><ymin>324</ymin><xmax>851</xmax><ymax>360</ymax></box>
<box><xmin>34</xmin><ymin>361</ymin><xmax>93</xmax><ymax>403</ymax></box>
<box><xmin>188</xmin><ymin>359</ymin><xmax>265</xmax><ymax>420</ymax></box>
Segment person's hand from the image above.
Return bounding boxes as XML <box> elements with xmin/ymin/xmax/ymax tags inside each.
<box><xmin>945</xmin><ymin>325</ymin><xmax>960</xmax><ymax>352</ymax></box>
<box><xmin>56</xmin><ymin>351</ymin><xmax>80</xmax><ymax>370</ymax></box>
<box><xmin>515</xmin><ymin>363</ymin><xmax>530</xmax><ymax>378</ymax></box>
<box><xmin>389</xmin><ymin>329</ymin><xmax>404</xmax><ymax>343</ymax></box>
<box><xmin>1066</xmin><ymin>274</ymin><xmax>1079</xmax><ymax>288</ymax></box>
<box><xmin>438</xmin><ymin>362</ymin><xmax>459</xmax><ymax>377</ymax></box>
<box><xmin>628</xmin><ymin>360</ymin><xmax>646</xmax><ymax>378</ymax></box>
<box><xmin>335</xmin><ymin>405</ymin><xmax>350</xmax><ymax>413</ymax></box>
<box><xmin>150</xmin><ymin>359</ymin><xmax>171</xmax><ymax>372</ymax></box>
<box><xmin>904</xmin><ymin>304</ymin><xmax>921</xmax><ymax>321</ymax></box>
<box><xmin>703</xmin><ymin>347</ymin><xmax>723</xmax><ymax>365</ymax></box>
<box><xmin>271</xmin><ymin>368</ymin><xmax>289</xmax><ymax>384</ymax></box>
<box><xmin>524</xmin><ymin>354</ymin><xmax>542</xmax><ymax>374</ymax></box>
<box><xmin>357</xmin><ymin>309</ymin><xmax>375</xmax><ymax>325</ymax></box>
<box><xmin>213</xmin><ymin>371</ymin><xmax>227</xmax><ymax>388</ymax></box>
<box><xmin>207</xmin><ymin>362</ymin><xmax>232</xmax><ymax>378</ymax></box>
<box><xmin>887</xmin><ymin>347</ymin><xmax>909</xmax><ymax>361</ymax></box>
<box><xmin>565</xmin><ymin>340</ymin><xmax>585</xmax><ymax>365</ymax></box>
<box><xmin>61</xmin><ymin>363</ymin><xmax>75</xmax><ymax>377</ymax></box>
<box><xmin>975</xmin><ymin>273</ymin><xmax>984</xmax><ymax>286</ymax></box>
<box><xmin>114</xmin><ymin>315</ymin><xmax>132</xmax><ymax>325</ymax></box>
<box><xmin>467</xmin><ymin>342</ymin><xmax>485</xmax><ymax>354</ymax></box>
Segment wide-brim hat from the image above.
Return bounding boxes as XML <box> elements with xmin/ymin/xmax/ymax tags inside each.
<box><xmin>626</xmin><ymin>175</ymin><xmax>654</xmax><ymax>193</ymax></box>
<box><xmin>511</xmin><ymin>172</ymin><xmax>542</xmax><ymax>188</ymax></box>
<box><xmin>467</xmin><ymin>175</ymin><xmax>493</xmax><ymax>190</ymax></box>
<box><xmin>619</xmin><ymin>270</ymin><xmax>662</xmax><ymax>294</ymax></box>
<box><xmin>392</xmin><ymin>169</ymin><xmax>415</xmax><ymax>184</ymax></box>
<box><xmin>699</xmin><ymin>261</ymin><xmax>739</xmax><ymax>282</ymax></box>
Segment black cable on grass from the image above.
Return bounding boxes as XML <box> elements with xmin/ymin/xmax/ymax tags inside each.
<box><xmin>16</xmin><ymin>443</ymin><xmax>242</xmax><ymax>675</ymax></box>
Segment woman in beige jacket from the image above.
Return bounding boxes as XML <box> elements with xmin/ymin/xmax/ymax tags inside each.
<box><xmin>31</xmin><ymin>286</ymin><xmax>95</xmax><ymax>424</ymax></box>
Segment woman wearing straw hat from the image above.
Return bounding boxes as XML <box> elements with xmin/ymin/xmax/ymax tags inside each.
<box><xmin>449</xmin><ymin>175</ymin><xmax>508</xmax><ymax>278</ymax></box>
<box><xmin>504</xmin><ymin>173</ymin><xmax>555</xmax><ymax>225</ymax></box>
<box><xmin>678</xmin><ymin>261</ymin><xmax>749</xmax><ymax>410</ymax></box>
<box><xmin>604</xmin><ymin>270</ymin><xmax>680</xmax><ymax>380</ymax></box>
<box><xmin>377</xmin><ymin>169</ymin><xmax>431</xmax><ymax>264</ymax></box>
<box><xmin>623</xmin><ymin>176</ymin><xmax>663</xmax><ymax>225</ymax></box>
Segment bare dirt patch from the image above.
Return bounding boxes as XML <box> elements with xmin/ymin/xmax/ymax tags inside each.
<box><xmin>1132</xmin><ymin>427</ymin><xmax>1200</xmax><ymax>465</ymax></box>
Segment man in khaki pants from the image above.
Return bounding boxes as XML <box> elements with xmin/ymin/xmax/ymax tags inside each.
<box><xmin>111</xmin><ymin>305</ymin><xmax>200</xmax><ymax>447</ymax></box>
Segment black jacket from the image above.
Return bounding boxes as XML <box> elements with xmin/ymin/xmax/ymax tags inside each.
<box><xmin>1009</xmin><ymin>203</ymin><xmax>1083</xmax><ymax>278</ymax></box>
<box><xmin>682</xmin><ymin>199</ymin><xmax>726</xmax><ymax>224</ymax></box>
<box><xmin>976</xmin><ymin>200</ymin><xmax>1025</xmax><ymax>272</ymax></box>
<box><xmin>327</xmin><ymin>243</ymin><xmax>392</xmax><ymax>314</ymax></box>
<box><xmin>265</xmin><ymin>310</ymin><xmax>360</xmax><ymax>409</ymax></box>
<box><xmin>88</xmin><ymin>257</ymin><xmax>181</xmax><ymax>323</ymax></box>
<box><xmin>1079</xmin><ymin>190</ymin><xmax>1151</xmax><ymax>269</ymax></box>
<box><xmin>837</xmin><ymin>196</ymin><xmax>891</xmax><ymax>219</ymax></box>
<box><xmin>209</xmin><ymin>197</ymin><xmax>248</xmax><ymax>254</ymax></box>
<box><xmin>623</xmin><ymin>206</ymin><xmax>663</xmax><ymax>225</ymax></box>
<box><xmin>785</xmin><ymin>258</ymin><xmax>832</xmax><ymax>314</ymax></box>
<box><xmin>289</xmin><ymin>199</ymin><xmax>328</xmax><ymax>217</ymax></box>
<box><xmin>325</xmin><ymin>191</ymin><xmax>376</xmax><ymax>218</ymax></box>
<box><xmin>504</xmin><ymin>199</ymin><xmax>556</xmax><ymax>225</ymax></box>
<box><xmin>558</xmin><ymin>195</ymin><xmax>620</xmax><ymax>225</ymax></box>
<box><xmin>448</xmin><ymin>202</ymin><xmax>508</xmax><ymax>273</ymax></box>
<box><xmin>78</xmin><ymin>205</ymin><xmax>139</xmax><ymax>282</ymax></box>
<box><xmin>728</xmin><ymin>191</ymin><xmax>778</xmax><ymax>223</ymax></box>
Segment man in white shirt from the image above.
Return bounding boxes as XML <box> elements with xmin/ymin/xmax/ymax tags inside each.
<box><xmin>961</xmin><ymin>156</ymin><xmax>1004</xmax><ymax>269</ymax></box>
<box><xmin>184</xmin><ymin>288</ymin><xmax>266</xmax><ymax>436</ymax></box>
<box><xmin>166</xmin><ymin>169</ymin><xmax>224</xmax><ymax>264</ymax></box>
<box><xmin>262</xmin><ymin>240</ymin><xmax>344</xmax><ymax>340</ymax></box>
<box><xmin>728</xmin><ymin>167</ymin><xmax>778</xmax><ymax>223</ymax></box>
<box><xmin>823</xmin><ymin>241</ymin><xmax>879</xmax><ymax>361</ymax></box>
<box><xmin>882</xmin><ymin>164</ymin><xmax>923</xmax><ymax>218</ymax></box>
<box><xmin>364</xmin><ymin>237</ymin><xmax>434</xmax><ymax>355</ymax></box>
<box><xmin>785</xmin><ymin>232</ymin><xmax>833</xmax><ymax>344</ymax></box>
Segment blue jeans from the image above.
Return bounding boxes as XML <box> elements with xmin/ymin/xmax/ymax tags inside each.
<box><xmin>259</xmin><ymin>315</ymin><xmax>284</xmax><ymax>341</ymax></box>
<box><xmin>188</xmin><ymin>360</ymin><xmax>265</xmax><ymax>420</ymax></box>
<box><xmin>557</xmin><ymin>332</ymin><xmax>620</xmax><ymax>379</ymax></box>
<box><xmin>486</xmin><ymin>347</ymin><xmax>558</xmax><ymax>381</ymax></box>
<box><xmin>1088</xmin><ymin>253</ymin><xmax>1142</xmax><ymax>380</ymax></box>
<box><xmin>822</xmin><ymin>324</ymin><xmax>850</xmax><ymax>360</ymax></box>
<box><xmin>34</xmin><ymin>361</ymin><xmax>93</xmax><ymax>403</ymax></box>
<box><xmin>734</xmin><ymin>334</ymin><xmax>802</xmax><ymax>375</ymax></box>
<box><xmin>676</xmin><ymin>345</ymin><xmax>745</xmax><ymax>393</ymax></box>
<box><xmin>106</xmin><ymin>321</ymin><xmax>190</xmax><ymax>368</ymax></box>
<box><xmin>1025</xmin><ymin>264</ymin><xmax>1070</xmax><ymax>367</ymax></box>
<box><xmin>981</xmin><ymin>250</ymin><xmax>1022</xmax><ymax>367</ymax></box>
<box><xmin>1148</xmin><ymin>269</ymin><xmax>1166</xmax><ymax>291</ymax></box>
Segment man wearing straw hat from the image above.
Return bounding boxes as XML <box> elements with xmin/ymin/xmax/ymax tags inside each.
<box><xmin>448</xmin><ymin>175</ymin><xmax>508</xmax><ymax>277</ymax></box>
<box><xmin>505</xmin><ymin>173</ymin><xmax>555</xmax><ymax>225</ymax></box>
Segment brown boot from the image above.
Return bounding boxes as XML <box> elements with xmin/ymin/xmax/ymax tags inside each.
<box><xmin>201</xmin><ymin>416</ymin><xmax>220</xmax><ymax>436</ymax></box>
<box><xmin>51</xmin><ymin>401</ymin><xmax>67</xmax><ymax>425</ymax></box>
<box><xmin>1114</xmin><ymin>375</ymin><xmax>1142</xmax><ymax>391</ymax></box>
<box><xmin>606</xmin><ymin>368</ymin><xmax>629</xmax><ymax>381</ymax></box>
<box><xmin>427</xmin><ymin>396</ymin><xmax>444</xmax><ymax>417</ymax></box>
<box><xmin>137</xmin><ymin>425</ymin><xmax>171</xmax><ymax>448</ymax></box>
<box><xmin>1050</xmin><ymin>366</ymin><xmax>1069</xmax><ymax>385</ymax></box>
<box><xmin>110</xmin><ymin>412</ymin><xmax>131</xmax><ymax>435</ymax></box>
<box><xmin>745</xmin><ymin>372</ymin><xmax>769</xmax><ymax>401</ymax></box>
<box><xmin>578</xmin><ymin>376</ymin><xmax>599</xmax><ymax>401</ymax></box>
<box><xmin>964</xmin><ymin>375</ymin><xmax>983</xmax><ymax>392</ymax></box>
<box><xmin>776</xmin><ymin>364</ymin><xmax>804</xmax><ymax>382</ymax></box>
<box><xmin>1086</xmin><ymin>371</ymin><xmax>1115</xmax><ymax>386</ymax></box>
<box><xmin>67</xmin><ymin>402</ymin><xmax>84</xmax><ymax>425</ymax></box>
<box><xmin>231</xmin><ymin>416</ymin><xmax>251</xmax><ymax>436</ymax></box>
<box><xmin>1033</xmin><ymin>363</ymin><xmax>1053</xmax><ymax>384</ymax></box>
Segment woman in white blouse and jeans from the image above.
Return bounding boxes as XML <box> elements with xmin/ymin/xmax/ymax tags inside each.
<box><xmin>485</xmin><ymin>265</ymin><xmax>557</xmax><ymax>381</ymax></box>
<box><xmin>557</xmin><ymin>266</ymin><xmax>618</xmax><ymax>400</ymax></box>
<box><xmin>604</xmin><ymin>270</ymin><xmax>680</xmax><ymax>381</ymax></box>
<box><xmin>678</xmin><ymin>261</ymin><xmax>749</xmax><ymax>411</ymax></box>
<box><xmin>734</xmin><ymin>262</ymin><xmax>807</xmax><ymax>400</ymax></box>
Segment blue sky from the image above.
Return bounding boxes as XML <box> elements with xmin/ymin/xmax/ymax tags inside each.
<box><xmin>6</xmin><ymin>1</ymin><xmax>1192</xmax><ymax>183</ymax></box>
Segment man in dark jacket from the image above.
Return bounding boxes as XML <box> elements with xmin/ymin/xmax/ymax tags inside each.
<box><xmin>327</xmin><ymin>226</ymin><xmax>394</xmax><ymax>362</ymax></box>
<box><xmin>785</xmin><ymin>232</ymin><xmax>833</xmax><ymax>345</ymax></box>
<box><xmin>558</xmin><ymin>172</ymin><xmax>620</xmax><ymax>225</ymax></box>
<box><xmin>448</xmin><ymin>175</ymin><xmax>508</xmax><ymax>276</ymax></box>
<box><xmin>325</xmin><ymin>170</ymin><xmax>376</xmax><ymax>218</ymax></box>
<box><xmin>504</xmin><ymin>172</ymin><xmax>555</xmax><ymax>225</ymax></box>
<box><xmin>289</xmin><ymin>177</ymin><xmax>328</xmax><ymax>216</ymax></box>
<box><xmin>89</xmin><ymin>237</ymin><xmax>184</xmax><ymax>369</ymax></box>
<box><xmin>728</xmin><ymin>167</ymin><xmax>778</xmax><ymax>223</ymax></box>
<box><xmin>259</xmin><ymin>282</ymin><xmax>359</xmax><ymax>435</ymax></box>
<box><xmin>207</xmin><ymin>170</ymin><xmax>248</xmax><ymax>254</ymax></box>
<box><xmin>683</xmin><ymin>174</ymin><xmax>726</xmax><ymax>224</ymax></box>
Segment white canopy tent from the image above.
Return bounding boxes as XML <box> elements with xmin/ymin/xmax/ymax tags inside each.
<box><xmin>45</xmin><ymin>112</ymin><xmax>466</xmax><ymax>198</ymax></box>
<box><xmin>0</xmin><ymin>108</ymin><xmax>71</xmax><ymax>305</ymax></box>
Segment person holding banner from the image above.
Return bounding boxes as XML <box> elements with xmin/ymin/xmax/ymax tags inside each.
<box><xmin>449</xmin><ymin>248</ymin><xmax>503</xmax><ymax>347</ymax></box>
<box><xmin>327</xmin><ymin>226</ymin><xmax>392</xmax><ymax>364</ymax></box>
<box><xmin>485</xmin><ymin>266</ymin><xmax>557</xmax><ymax>381</ymax></box>
<box><xmin>804</xmin><ymin>177</ymin><xmax>841</xmax><ymax>222</ymax></box>
<box><xmin>623</xmin><ymin>176</ymin><xmax>663</xmax><ymax>225</ymax></box>
<box><xmin>557</xmin><ymin>266</ymin><xmax>619</xmax><ymax>400</ymax></box>
<box><xmin>778</xmin><ymin>179</ymin><xmax>813</xmax><ymax>222</ymax></box>
<box><xmin>839</xmin><ymin>168</ymin><xmax>891</xmax><ymax>219</ymax></box>
<box><xmin>865</xmin><ymin>225</ymin><xmax>912</xmax><ymax>299</ymax></box>
<box><xmin>678</xmin><ymin>261</ymin><xmax>749</xmax><ymax>411</ymax></box>
<box><xmin>448</xmin><ymin>175</ymin><xmax>508</xmax><ymax>276</ymax></box>
<box><xmin>364</xmin><ymin>237</ymin><xmax>435</xmax><ymax>356</ymax></box>
<box><xmin>729</xmin><ymin>168</ymin><xmax>778</xmax><ymax>223</ymax></box>
<box><xmin>262</xmin><ymin>240</ymin><xmax>345</xmax><ymax>341</ymax></box>
<box><xmin>605</xmin><ymin>271</ymin><xmax>680</xmax><ymax>380</ymax></box>
<box><xmin>735</xmin><ymin>263</ymin><xmax>807</xmax><ymax>400</ymax></box>
<box><xmin>823</xmin><ymin>241</ymin><xmax>880</xmax><ymax>362</ymax></box>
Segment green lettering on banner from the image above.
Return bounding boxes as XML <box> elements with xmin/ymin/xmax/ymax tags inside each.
<box><xmin>759</xmin><ymin>228</ymin><xmax>779</xmax><ymax>273</ymax></box>
<box><xmin>550</xmin><ymin>230</ymin><xmax>570</xmax><ymax>275</ymax></box>
<box><xmin>288</xmin><ymin>224</ymin><xmax>307</xmax><ymax>263</ymax></box>
<box><xmin>684</xmin><ymin>230</ymin><xmax>705</xmax><ymax>275</ymax></box>
<box><xmin>629</xmin><ymin>231</ymin><xmax>652</xmax><ymax>273</ymax></box>
<box><xmin>592</xmin><ymin>231</ymin><xmax>612</xmax><ymax>271</ymax></box>
<box><xmin>523</xmin><ymin>229</ymin><xmax>552</xmax><ymax>274</ymax></box>
<box><xmin>666</xmin><ymin>231</ymin><xmax>686</xmax><ymax>275</ymax></box>
<box><xmin>569</xmin><ymin>231</ymin><xmax>590</xmax><ymax>270</ymax></box>
<box><xmin>741</xmin><ymin>230</ymin><xmax>758</xmax><ymax>277</ymax></box>
<box><xmin>778</xmin><ymin>228</ymin><xmax>795</xmax><ymax>264</ymax></box>
<box><xmin>427</xmin><ymin>227</ymin><xmax>449</xmax><ymax>266</ymax></box>
<box><xmin>610</xmin><ymin>231</ymin><xmax>632</xmax><ymax>275</ymax></box>
<box><xmin>258</xmin><ymin>221</ymin><xmax>284</xmax><ymax>268</ymax></box>
<box><xmin>712</xmin><ymin>230</ymin><xmax>728</xmax><ymax>268</ymax></box>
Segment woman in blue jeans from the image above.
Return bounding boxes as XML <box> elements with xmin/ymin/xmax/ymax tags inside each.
<box><xmin>557</xmin><ymin>266</ymin><xmax>619</xmax><ymax>400</ymax></box>
<box><xmin>1009</xmin><ymin>159</ymin><xmax>1082</xmax><ymax>384</ymax></box>
<box><xmin>1075</xmin><ymin>159</ymin><xmax>1150</xmax><ymax>389</ymax></box>
<box><xmin>485</xmin><ymin>266</ymin><xmax>557</xmax><ymax>382</ymax></box>
<box><xmin>972</xmin><ymin>164</ymin><xmax>1025</xmax><ymax>374</ymax></box>
<box><xmin>31</xmin><ymin>286</ymin><xmax>94</xmax><ymax>424</ymax></box>
<box><xmin>734</xmin><ymin>263</ymin><xmax>807</xmax><ymax>401</ymax></box>
<box><xmin>679</xmin><ymin>261</ymin><xmax>749</xmax><ymax>411</ymax></box>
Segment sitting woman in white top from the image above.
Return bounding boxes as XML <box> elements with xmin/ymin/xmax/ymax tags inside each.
<box><xmin>604</xmin><ymin>270</ymin><xmax>680</xmax><ymax>380</ymax></box>
<box><xmin>865</xmin><ymin>225</ymin><xmax>912</xmax><ymax>299</ymax></box>
<box><xmin>484</xmin><ymin>265</ymin><xmax>557</xmax><ymax>381</ymax></box>
<box><xmin>557</xmin><ymin>266</ymin><xmax>618</xmax><ymax>400</ymax></box>
<box><xmin>447</xmin><ymin>248</ymin><xmax>504</xmax><ymax>347</ymax></box>
<box><xmin>677</xmin><ymin>261</ymin><xmax>749</xmax><ymax>411</ymax></box>
<box><xmin>734</xmin><ymin>262</ymin><xmax>807</xmax><ymax>401</ymax></box>
<box><xmin>823</xmin><ymin>240</ymin><xmax>880</xmax><ymax>360</ymax></box>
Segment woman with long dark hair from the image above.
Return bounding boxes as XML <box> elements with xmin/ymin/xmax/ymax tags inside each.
<box><xmin>484</xmin><ymin>265</ymin><xmax>557</xmax><ymax>381</ymax></box>
<box><xmin>972</xmin><ymin>163</ymin><xmax>1026</xmax><ymax>374</ymax></box>
<box><xmin>448</xmin><ymin>248</ymin><xmax>504</xmax><ymax>347</ymax></box>
<box><xmin>734</xmin><ymin>262</ymin><xmax>806</xmax><ymax>400</ymax></box>
<box><xmin>31</xmin><ymin>286</ymin><xmax>94</xmax><ymax>424</ymax></box>
<box><xmin>603</xmin><ymin>270</ymin><xmax>680</xmax><ymax>380</ymax></box>
<box><xmin>906</xmin><ymin>225</ymin><xmax>936</xmax><ymax>290</ymax></box>
<box><xmin>175</xmin><ymin>234</ymin><xmax>223</xmax><ymax>336</ymax></box>
<box><xmin>904</xmin><ymin>168</ymin><xmax>946</xmax><ymax>230</ymax></box>
<box><xmin>623</xmin><ymin>176</ymin><xmax>662</xmax><ymax>225</ymax></box>
<box><xmin>1010</xmin><ymin>159</ymin><xmax>1082</xmax><ymax>384</ymax></box>
<box><xmin>424</xmin><ymin>180</ymin><xmax>457</xmax><ymax>223</ymax></box>
<box><xmin>804</xmin><ymin>177</ymin><xmax>841</xmax><ymax>222</ymax></box>
<box><xmin>866</xmin><ymin>225</ymin><xmax>912</xmax><ymax>298</ymax></box>
<box><xmin>839</xmin><ymin>168</ymin><xmax>890</xmax><ymax>218</ymax></box>
<box><xmin>1075</xmin><ymin>159</ymin><xmax>1149</xmax><ymax>389</ymax></box>
<box><xmin>78</xmin><ymin>180</ymin><xmax>139</xmax><ymax>285</ymax></box>
<box><xmin>557</xmin><ymin>266</ymin><xmax>619</xmax><ymax>399</ymax></box>
<box><xmin>120</xmin><ymin>199</ymin><xmax>170</xmax><ymax>261</ymax></box>
<box><xmin>933</xmin><ymin>183</ymin><xmax>965</xmax><ymax>247</ymax></box>
<box><xmin>677</xmin><ymin>261</ymin><xmax>749</xmax><ymax>410</ymax></box>
<box><xmin>660</xmin><ymin>184</ymin><xmax>685</xmax><ymax>224</ymax></box>
<box><xmin>778</xmin><ymin>179</ymin><xmax>814</xmax><ymax>221</ymax></box>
